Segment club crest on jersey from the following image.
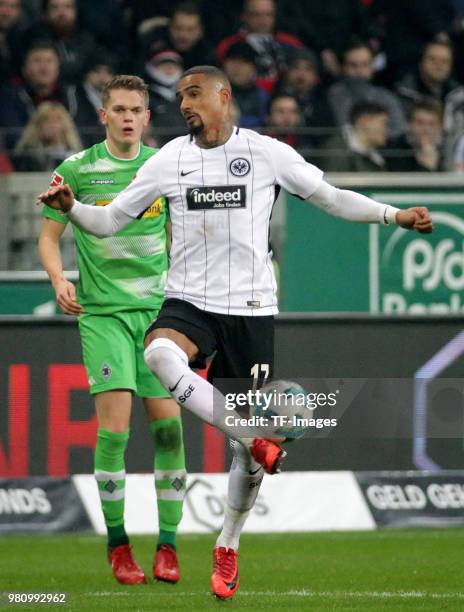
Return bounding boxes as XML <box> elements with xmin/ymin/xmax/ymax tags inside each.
<box><xmin>101</xmin><ymin>362</ymin><xmax>112</xmax><ymax>380</ymax></box>
<box><xmin>229</xmin><ymin>158</ymin><xmax>250</xmax><ymax>176</ymax></box>
<box><xmin>186</xmin><ymin>186</ymin><xmax>246</xmax><ymax>210</ymax></box>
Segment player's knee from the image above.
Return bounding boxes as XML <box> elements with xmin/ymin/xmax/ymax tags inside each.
<box><xmin>96</xmin><ymin>427</ymin><xmax>129</xmax><ymax>449</ymax></box>
<box><xmin>144</xmin><ymin>343</ymin><xmax>162</xmax><ymax>375</ymax></box>
<box><xmin>144</xmin><ymin>338</ymin><xmax>188</xmax><ymax>377</ymax></box>
<box><xmin>104</xmin><ymin>424</ymin><xmax>128</xmax><ymax>435</ymax></box>
<box><xmin>98</xmin><ymin>419</ymin><xmax>130</xmax><ymax>435</ymax></box>
<box><xmin>154</xmin><ymin>419</ymin><xmax>182</xmax><ymax>452</ymax></box>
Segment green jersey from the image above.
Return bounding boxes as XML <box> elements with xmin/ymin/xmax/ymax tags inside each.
<box><xmin>43</xmin><ymin>141</ymin><xmax>168</xmax><ymax>314</ymax></box>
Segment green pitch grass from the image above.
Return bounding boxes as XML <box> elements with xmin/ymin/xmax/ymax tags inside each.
<box><xmin>1</xmin><ymin>530</ymin><xmax>463</xmax><ymax>611</ymax></box>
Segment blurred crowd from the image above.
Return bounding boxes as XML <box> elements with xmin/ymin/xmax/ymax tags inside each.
<box><xmin>3</xmin><ymin>0</ymin><xmax>464</xmax><ymax>173</ymax></box>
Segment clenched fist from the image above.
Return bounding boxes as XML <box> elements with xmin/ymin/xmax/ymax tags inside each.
<box><xmin>396</xmin><ymin>207</ymin><xmax>433</xmax><ymax>233</ymax></box>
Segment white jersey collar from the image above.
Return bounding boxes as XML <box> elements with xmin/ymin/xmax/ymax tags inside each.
<box><xmin>104</xmin><ymin>140</ymin><xmax>141</xmax><ymax>161</ymax></box>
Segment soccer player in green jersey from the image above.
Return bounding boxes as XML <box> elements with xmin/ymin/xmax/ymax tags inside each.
<box><xmin>38</xmin><ymin>76</ymin><xmax>186</xmax><ymax>585</ymax></box>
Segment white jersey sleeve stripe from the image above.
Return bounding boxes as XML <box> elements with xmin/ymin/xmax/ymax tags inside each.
<box><xmin>176</xmin><ymin>138</ymin><xmax>188</xmax><ymax>300</ymax></box>
<box><xmin>266</xmin><ymin>183</ymin><xmax>277</xmax><ymax>307</ymax></box>
<box><xmin>199</xmin><ymin>147</ymin><xmax>208</xmax><ymax>310</ymax></box>
<box><xmin>222</xmin><ymin>143</ymin><xmax>232</xmax><ymax>315</ymax></box>
<box><xmin>246</xmin><ymin>136</ymin><xmax>256</xmax><ymax>315</ymax></box>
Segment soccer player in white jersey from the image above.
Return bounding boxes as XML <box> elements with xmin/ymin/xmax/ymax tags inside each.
<box><xmin>38</xmin><ymin>65</ymin><xmax>433</xmax><ymax>600</ymax></box>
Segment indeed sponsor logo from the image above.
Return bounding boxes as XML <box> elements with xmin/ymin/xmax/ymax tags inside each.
<box><xmin>187</xmin><ymin>185</ymin><xmax>246</xmax><ymax>210</ymax></box>
<box><xmin>191</xmin><ymin>187</ymin><xmax>241</xmax><ymax>204</ymax></box>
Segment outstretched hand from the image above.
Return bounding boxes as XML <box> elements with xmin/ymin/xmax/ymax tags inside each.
<box><xmin>36</xmin><ymin>184</ymin><xmax>75</xmax><ymax>213</ymax></box>
<box><xmin>396</xmin><ymin>207</ymin><xmax>433</xmax><ymax>233</ymax></box>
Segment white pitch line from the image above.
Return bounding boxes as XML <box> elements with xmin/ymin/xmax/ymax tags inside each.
<box><xmin>240</xmin><ymin>591</ymin><xmax>464</xmax><ymax>599</ymax></box>
<box><xmin>87</xmin><ymin>590</ymin><xmax>464</xmax><ymax>600</ymax></box>
<box><xmin>89</xmin><ymin>592</ymin><xmax>132</xmax><ymax>597</ymax></box>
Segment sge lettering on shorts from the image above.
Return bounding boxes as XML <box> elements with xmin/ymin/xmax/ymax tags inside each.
<box><xmin>186</xmin><ymin>186</ymin><xmax>246</xmax><ymax>210</ymax></box>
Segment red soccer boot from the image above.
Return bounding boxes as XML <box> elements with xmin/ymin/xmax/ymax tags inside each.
<box><xmin>154</xmin><ymin>544</ymin><xmax>180</xmax><ymax>583</ymax></box>
<box><xmin>108</xmin><ymin>544</ymin><xmax>146</xmax><ymax>585</ymax></box>
<box><xmin>250</xmin><ymin>438</ymin><xmax>286</xmax><ymax>474</ymax></box>
<box><xmin>211</xmin><ymin>546</ymin><xmax>239</xmax><ymax>599</ymax></box>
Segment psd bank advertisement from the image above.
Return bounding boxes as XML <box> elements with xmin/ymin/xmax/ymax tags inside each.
<box><xmin>369</xmin><ymin>192</ymin><xmax>464</xmax><ymax>314</ymax></box>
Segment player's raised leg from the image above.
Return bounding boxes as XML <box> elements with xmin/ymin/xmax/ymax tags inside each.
<box><xmin>144</xmin><ymin>398</ymin><xmax>186</xmax><ymax>583</ymax></box>
<box><xmin>95</xmin><ymin>391</ymin><xmax>146</xmax><ymax>585</ymax></box>
<box><xmin>144</xmin><ymin>330</ymin><xmax>285</xmax><ymax>474</ymax></box>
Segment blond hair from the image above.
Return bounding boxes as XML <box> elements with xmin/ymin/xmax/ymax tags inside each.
<box><xmin>102</xmin><ymin>75</ymin><xmax>149</xmax><ymax>108</ymax></box>
<box><xmin>15</xmin><ymin>102</ymin><xmax>83</xmax><ymax>153</ymax></box>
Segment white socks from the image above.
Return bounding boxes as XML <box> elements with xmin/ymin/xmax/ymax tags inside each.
<box><xmin>145</xmin><ymin>338</ymin><xmax>265</xmax><ymax>553</ymax></box>
<box><xmin>226</xmin><ymin>440</ymin><xmax>263</xmax><ymax>511</ymax></box>
<box><xmin>216</xmin><ymin>506</ymin><xmax>250</xmax><ymax>551</ymax></box>
<box><xmin>216</xmin><ymin>441</ymin><xmax>264</xmax><ymax>551</ymax></box>
<box><xmin>144</xmin><ymin>338</ymin><xmax>255</xmax><ymax>445</ymax></box>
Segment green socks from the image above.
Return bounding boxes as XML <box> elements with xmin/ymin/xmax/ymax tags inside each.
<box><xmin>94</xmin><ymin>428</ymin><xmax>129</xmax><ymax>549</ymax></box>
<box><xmin>94</xmin><ymin>418</ymin><xmax>186</xmax><ymax>551</ymax></box>
<box><xmin>150</xmin><ymin>417</ymin><xmax>187</xmax><ymax>550</ymax></box>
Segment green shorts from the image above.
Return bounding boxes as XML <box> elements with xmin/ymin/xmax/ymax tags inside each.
<box><xmin>78</xmin><ymin>310</ymin><xmax>168</xmax><ymax>397</ymax></box>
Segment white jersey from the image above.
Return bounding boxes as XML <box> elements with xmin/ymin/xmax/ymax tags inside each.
<box><xmin>111</xmin><ymin>127</ymin><xmax>323</xmax><ymax>316</ymax></box>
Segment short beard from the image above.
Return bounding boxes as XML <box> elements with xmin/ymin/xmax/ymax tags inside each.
<box><xmin>189</xmin><ymin>120</ymin><xmax>204</xmax><ymax>135</ymax></box>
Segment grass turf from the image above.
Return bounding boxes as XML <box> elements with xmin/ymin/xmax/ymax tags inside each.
<box><xmin>1</xmin><ymin>530</ymin><xmax>463</xmax><ymax>611</ymax></box>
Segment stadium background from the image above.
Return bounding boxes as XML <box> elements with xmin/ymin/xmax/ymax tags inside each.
<box><xmin>1</xmin><ymin>1</ymin><xmax>464</xmax><ymax>608</ymax></box>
